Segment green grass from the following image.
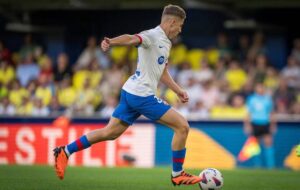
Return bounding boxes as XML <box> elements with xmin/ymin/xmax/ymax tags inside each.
<box><xmin>1</xmin><ymin>165</ymin><xmax>299</xmax><ymax>190</ymax></box>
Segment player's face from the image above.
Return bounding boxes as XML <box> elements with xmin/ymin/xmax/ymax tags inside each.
<box><xmin>255</xmin><ymin>83</ymin><xmax>265</xmax><ymax>95</ymax></box>
<box><xmin>169</xmin><ymin>18</ymin><xmax>184</xmax><ymax>39</ymax></box>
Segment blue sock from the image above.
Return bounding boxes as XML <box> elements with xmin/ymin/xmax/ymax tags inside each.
<box><xmin>172</xmin><ymin>148</ymin><xmax>186</xmax><ymax>172</ymax></box>
<box><xmin>264</xmin><ymin>145</ymin><xmax>275</xmax><ymax>169</ymax></box>
<box><xmin>66</xmin><ymin>135</ymin><xmax>91</xmax><ymax>156</ymax></box>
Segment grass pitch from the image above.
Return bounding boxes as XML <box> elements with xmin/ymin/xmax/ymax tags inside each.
<box><xmin>1</xmin><ymin>165</ymin><xmax>299</xmax><ymax>190</ymax></box>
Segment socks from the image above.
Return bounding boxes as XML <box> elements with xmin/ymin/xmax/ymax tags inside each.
<box><xmin>172</xmin><ymin>148</ymin><xmax>186</xmax><ymax>177</ymax></box>
<box><xmin>264</xmin><ymin>145</ymin><xmax>275</xmax><ymax>169</ymax></box>
<box><xmin>65</xmin><ymin>135</ymin><xmax>91</xmax><ymax>157</ymax></box>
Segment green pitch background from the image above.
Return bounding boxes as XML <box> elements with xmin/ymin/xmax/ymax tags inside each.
<box><xmin>1</xmin><ymin>165</ymin><xmax>299</xmax><ymax>190</ymax></box>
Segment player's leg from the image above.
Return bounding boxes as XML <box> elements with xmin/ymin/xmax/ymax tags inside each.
<box><xmin>54</xmin><ymin>117</ymin><xmax>129</xmax><ymax>180</ymax></box>
<box><xmin>158</xmin><ymin>108</ymin><xmax>201</xmax><ymax>186</ymax></box>
<box><xmin>54</xmin><ymin>90</ymin><xmax>140</xmax><ymax>180</ymax></box>
<box><xmin>262</xmin><ymin>132</ymin><xmax>275</xmax><ymax>169</ymax></box>
<box><xmin>252</xmin><ymin>126</ymin><xmax>262</xmax><ymax>167</ymax></box>
<box><xmin>66</xmin><ymin>117</ymin><xmax>129</xmax><ymax>156</ymax></box>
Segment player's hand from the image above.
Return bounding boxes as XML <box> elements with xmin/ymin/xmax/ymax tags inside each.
<box><xmin>177</xmin><ymin>89</ymin><xmax>189</xmax><ymax>103</ymax></box>
<box><xmin>244</xmin><ymin>124</ymin><xmax>252</xmax><ymax>135</ymax></box>
<box><xmin>101</xmin><ymin>37</ymin><xmax>111</xmax><ymax>52</ymax></box>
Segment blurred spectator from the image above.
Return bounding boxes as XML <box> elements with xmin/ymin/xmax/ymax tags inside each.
<box><xmin>176</xmin><ymin>61</ymin><xmax>193</xmax><ymax>88</ymax></box>
<box><xmin>236</xmin><ymin>35</ymin><xmax>250</xmax><ymax>63</ymax></box>
<box><xmin>273</xmin><ymin>79</ymin><xmax>295</xmax><ymax>114</ymax></box>
<box><xmin>75</xmin><ymin>36</ymin><xmax>110</xmax><ymax>70</ymax></box>
<box><xmin>210</xmin><ymin>98</ymin><xmax>229</xmax><ymax>118</ymax></box>
<box><xmin>73</xmin><ymin>66</ymin><xmax>89</xmax><ymax>90</ymax></box>
<box><xmin>31</xmin><ymin>98</ymin><xmax>50</xmax><ymax>116</ymax></box>
<box><xmin>226</xmin><ymin>94</ymin><xmax>248</xmax><ymax>119</ymax></box>
<box><xmin>9</xmin><ymin>80</ymin><xmax>29</xmax><ymax>107</ymax></box>
<box><xmin>39</xmin><ymin>56</ymin><xmax>53</xmax><ymax>83</ymax></box>
<box><xmin>247</xmin><ymin>32</ymin><xmax>267</xmax><ymax>62</ymax></box>
<box><xmin>193</xmin><ymin>57</ymin><xmax>213</xmax><ymax>82</ymax></box>
<box><xmin>217</xmin><ymin>33</ymin><xmax>232</xmax><ymax>62</ymax></box>
<box><xmin>214</xmin><ymin>58</ymin><xmax>227</xmax><ymax>82</ymax></box>
<box><xmin>169</xmin><ymin>39</ymin><xmax>188</xmax><ymax>66</ymax></box>
<box><xmin>225</xmin><ymin>60</ymin><xmax>247</xmax><ymax>92</ymax></box>
<box><xmin>251</xmin><ymin>54</ymin><xmax>268</xmax><ymax>84</ymax></box>
<box><xmin>49</xmin><ymin>96</ymin><xmax>65</xmax><ymax>115</ymax></box>
<box><xmin>0</xmin><ymin>96</ymin><xmax>15</xmax><ymax>115</ymax></box>
<box><xmin>16</xmin><ymin>96</ymin><xmax>33</xmax><ymax>115</ymax></box>
<box><xmin>244</xmin><ymin>83</ymin><xmax>276</xmax><ymax>169</ymax></box>
<box><xmin>16</xmin><ymin>53</ymin><xmax>40</xmax><ymax>86</ymax></box>
<box><xmin>240</xmin><ymin>79</ymin><xmax>253</xmax><ymax>100</ymax></box>
<box><xmin>54</xmin><ymin>53</ymin><xmax>72</xmax><ymax>83</ymax></box>
<box><xmin>199</xmin><ymin>80</ymin><xmax>219</xmax><ymax>110</ymax></box>
<box><xmin>185</xmin><ymin>77</ymin><xmax>202</xmax><ymax>109</ymax></box>
<box><xmin>73</xmin><ymin>78</ymin><xmax>97</xmax><ymax>116</ymax></box>
<box><xmin>100</xmin><ymin>96</ymin><xmax>118</xmax><ymax>118</ymax></box>
<box><xmin>35</xmin><ymin>75</ymin><xmax>52</xmax><ymax>106</ymax></box>
<box><xmin>58</xmin><ymin>77</ymin><xmax>77</xmax><ymax>107</ymax></box>
<box><xmin>281</xmin><ymin>56</ymin><xmax>300</xmax><ymax>89</ymax></box>
<box><xmin>88</xmin><ymin>59</ymin><xmax>103</xmax><ymax>88</ymax></box>
<box><xmin>100</xmin><ymin>64</ymin><xmax>126</xmax><ymax>99</ymax></box>
<box><xmin>26</xmin><ymin>80</ymin><xmax>38</xmax><ymax>98</ymax></box>
<box><xmin>291</xmin><ymin>102</ymin><xmax>300</xmax><ymax>115</ymax></box>
<box><xmin>0</xmin><ymin>82</ymin><xmax>8</xmax><ymax>99</ymax></box>
<box><xmin>19</xmin><ymin>34</ymin><xmax>38</xmax><ymax>61</ymax></box>
<box><xmin>264</xmin><ymin>67</ymin><xmax>279</xmax><ymax>95</ymax></box>
<box><xmin>0</xmin><ymin>60</ymin><xmax>15</xmax><ymax>85</ymax></box>
<box><xmin>0</xmin><ymin>40</ymin><xmax>12</xmax><ymax>64</ymax></box>
<box><xmin>188</xmin><ymin>100</ymin><xmax>209</xmax><ymax>120</ymax></box>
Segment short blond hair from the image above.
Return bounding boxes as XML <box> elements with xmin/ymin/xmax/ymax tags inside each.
<box><xmin>162</xmin><ymin>4</ymin><xmax>186</xmax><ymax>19</ymax></box>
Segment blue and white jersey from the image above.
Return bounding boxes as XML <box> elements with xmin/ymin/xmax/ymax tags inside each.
<box><xmin>122</xmin><ymin>26</ymin><xmax>171</xmax><ymax>97</ymax></box>
<box><xmin>246</xmin><ymin>93</ymin><xmax>273</xmax><ymax>125</ymax></box>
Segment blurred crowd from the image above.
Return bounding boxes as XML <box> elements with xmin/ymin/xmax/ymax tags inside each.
<box><xmin>0</xmin><ymin>32</ymin><xmax>300</xmax><ymax>119</ymax></box>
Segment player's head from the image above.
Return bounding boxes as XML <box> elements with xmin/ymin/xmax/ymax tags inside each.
<box><xmin>161</xmin><ymin>4</ymin><xmax>186</xmax><ymax>39</ymax></box>
<box><xmin>254</xmin><ymin>83</ymin><xmax>265</xmax><ymax>95</ymax></box>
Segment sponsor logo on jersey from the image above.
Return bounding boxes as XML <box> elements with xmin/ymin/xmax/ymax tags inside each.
<box><xmin>157</xmin><ymin>56</ymin><xmax>165</xmax><ymax>65</ymax></box>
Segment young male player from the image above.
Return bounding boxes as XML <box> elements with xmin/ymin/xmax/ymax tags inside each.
<box><xmin>54</xmin><ymin>4</ymin><xmax>201</xmax><ymax>186</ymax></box>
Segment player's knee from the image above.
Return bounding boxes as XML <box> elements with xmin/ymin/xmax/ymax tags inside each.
<box><xmin>177</xmin><ymin>120</ymin><xmax>190</xmax><ymax>136</ymax></box>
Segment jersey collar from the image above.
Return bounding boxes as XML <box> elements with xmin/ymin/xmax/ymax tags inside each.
<box><xmin>156</xmin><ymin>25</ymin><xmax>171</xmax><ymax>44</ymax></box>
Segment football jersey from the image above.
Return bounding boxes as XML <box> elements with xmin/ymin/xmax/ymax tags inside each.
<box><xmin>122</xmin><ymin>26</ymin><xmax>172</xmax><ymax>96</ymax></box>
<box><xmin>246</xmin><ymin>93</ymin><xmax>273</xmax><ymax>125</ymax></box>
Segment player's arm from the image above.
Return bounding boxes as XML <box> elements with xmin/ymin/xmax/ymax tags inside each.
<box><xmin>270</xmin><ymin>112</ymin><xmax>277</xmax><ymax>134</ymax></box>
<box><xmin>160</xmin><ymin>66</ymin><xmax>189</xmax><ymax>103</ymax></box>
<box><xmin>244</xmin><ymin>114</ymin><xmax>252</xmax><ymax>135</ymax></box>
<box><xmin>101</xmin><ymin>35</ymin><xmax>141</xmax><ymax>52</ymax></box>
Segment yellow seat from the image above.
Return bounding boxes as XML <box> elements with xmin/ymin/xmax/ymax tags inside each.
<box><xmin>207</xmin><ymin>49</ymin><xmax>220</xmax><ymax>66</ymax></box>
<box><xmin>110</xmin><ymin>46</ymin><xmax>128</xmax><ymax>63</ymax></box>
<box><xmin>169</xmin><ymin>44</ymin><xmax>187</xmax><ymax>65</ymax></box>
<box><xmin>185</xmin><ymin>49</ymin><xmax>205</xmax><ymax>70</ymax></box>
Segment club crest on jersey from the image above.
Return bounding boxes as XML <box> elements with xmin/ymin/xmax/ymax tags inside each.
<box><xmin>157</xmin><ymin>56</ymin><xmax>165</xmax><ymax>65</ymax></box>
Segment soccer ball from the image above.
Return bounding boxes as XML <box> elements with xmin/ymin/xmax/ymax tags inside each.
<box><xmin>199</xmin><ymin>168</ymin><xmax>224</xmax><ymax>190</ymax></box>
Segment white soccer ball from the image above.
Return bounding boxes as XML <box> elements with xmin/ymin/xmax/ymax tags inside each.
<box><xmin>199</xmin><ymin>168</ymin><xmax>224</xmax><ymax>190</ymax></box>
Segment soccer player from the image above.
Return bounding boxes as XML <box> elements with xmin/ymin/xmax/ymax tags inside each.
<box><xmin>244</xmin><ymin>83</ymin><xmax>276</xmax><ymax>168</ymax></box>
<box><xmin>54</xmin><ymin>4</ymin><xmax>201</xmax><ymax>186</ymax></box>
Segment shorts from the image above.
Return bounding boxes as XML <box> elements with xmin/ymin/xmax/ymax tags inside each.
<box><xmin>112</xmin><ymin>89</ymin><xmax>171</xmax><ymax>125</ymax></box>
<box><xmin>251</xmin><ymin>123</ymin><xmax>271</xmax><ymax>137</ymax></box>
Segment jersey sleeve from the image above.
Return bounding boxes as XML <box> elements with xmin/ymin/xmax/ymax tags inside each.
<box><xmin>135</xmin><ymin>30</ymin><xmax>153</xmax><ymax>48</ymax></box>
